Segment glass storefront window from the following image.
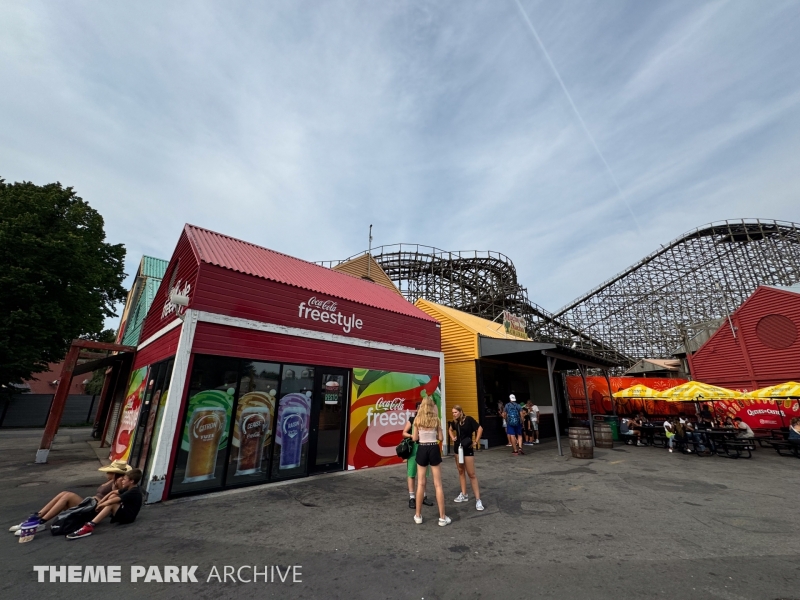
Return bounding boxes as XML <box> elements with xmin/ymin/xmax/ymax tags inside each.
<box><xmin>271</xmin><ymin>365</ymin><xmax>314</xmax><ymax>480</ymax></box>
<box><xmin>170</xmin><ymin>356</ymin><xmax>239</xmax><ymax>495</ymax></box>
<box><xmin>225</xmin><ymin>361</ymin><xmax>280</xmax><ymax>486</ymax></box>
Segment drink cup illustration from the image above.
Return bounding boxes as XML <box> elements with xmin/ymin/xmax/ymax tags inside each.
<box><xmin>235</xmin><ymin>406</ymin><xmax>270</xmax><ymax>475</ymax></box>
<box><xmin>325</xmin><ymin>380</ymin><xmax>340</xmax><ymax>404</ymax></box>
<box><xmin>279</xmin><ymin>405</ymin><xmax>306</xmax><ymax>470</ymax></box>
<box><xmin>183</xmin><ymin>406</ymin><xmax>226</xmax><ymax>483</ymax></box>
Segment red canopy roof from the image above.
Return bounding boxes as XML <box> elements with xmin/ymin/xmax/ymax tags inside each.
<box><xmin>185</xmin><ymin>224</ymin><xmax>436</xmax><ymax>322</ymax></box>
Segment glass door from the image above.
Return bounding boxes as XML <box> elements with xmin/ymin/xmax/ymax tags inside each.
<box><xmin>309</xmin><ymin>368</ymin><xmax>349</xmax><ymax>473</ymax></box>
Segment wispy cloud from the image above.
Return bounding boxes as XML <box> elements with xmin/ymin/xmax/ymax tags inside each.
<box><xmin>1</xmin><ymin>0</ymin><xmax>799</xmax><ymax>321</ymax></box>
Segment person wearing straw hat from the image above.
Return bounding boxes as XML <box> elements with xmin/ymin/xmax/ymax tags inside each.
<box><xmin>10</xmin><ymin>460</ymin><xmax>131</xmax><ymax>539</ymax></box>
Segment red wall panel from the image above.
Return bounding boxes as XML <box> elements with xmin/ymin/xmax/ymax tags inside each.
<box><xmin>191</xmin><ymin>321</ymin><xmax>440</xmax><ymax>374</ymax></box>
<box><xmin>139</xmin><ymin>231</ymin><xmax>200</xmax><ymax>343</ymax></box>
<box><xmin>692</xmin><ymin>287</ymin><xmax>800</xmax><ymax>389</ymax></box>
<box><xmin>133</xmin><ymin>326</ymin><xmax>181</xmax><ymax>369</ymax></box>
<box><xmin>190</xmin><ymin>264</ymin><xmax>440</xmax><ymax>353</ymax></box>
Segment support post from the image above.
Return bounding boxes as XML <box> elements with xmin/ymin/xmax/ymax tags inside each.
<box><xmin>578</xmin><ymin>364</ymin><xmax>596</xmax><ymax>447</ymax></box>
<box><xmin>36</xmin><ymin>344</ymin><xmax>81</xmax><ymax>463</ymax></box>
<box><xmin>602</xmin><ymin>369</ymin><xmax>617</xmax><ymax>416</ymax></box>
<box><xmin>546</xmin><ymin>356</ymin><xmax>563</xmax><ymax>456</ymax></box>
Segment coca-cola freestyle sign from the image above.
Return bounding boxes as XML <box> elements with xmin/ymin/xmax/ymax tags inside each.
<box><xmin>297</xmin><ymin>297</ymin><xmax>363</xmax><ymax>334</ymax></box>
<box><xmin>348</xmin><ymin>369</ymin><xmax>441</xmax><ymax>470</ymax></box>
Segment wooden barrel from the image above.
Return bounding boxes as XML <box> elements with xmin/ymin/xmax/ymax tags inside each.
<box><xmin>594</xmin><ymin>422</ymin><xmax>613</xmax><ymax>448</ymax></box>
<box><xmin>569</xmin><ymin>427</ymin><xmax>593</xmax><ymax>459</ymax></box>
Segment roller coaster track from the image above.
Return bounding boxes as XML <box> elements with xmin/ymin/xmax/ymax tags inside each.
<box><xmin>322</xmin><ymin>244</ymin><xmax>626</xmax><ymax>363</ymax></box>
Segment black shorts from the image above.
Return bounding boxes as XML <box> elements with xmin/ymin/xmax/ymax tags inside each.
<box><xmin>456</xmin><ymin>441</ymin><xmax>474</xmax><ymax>457</ymax></box>
<box><xmin>415</xmin><ymin>444</ymin><xmax>442</xmax><ymax>467</ymax></box>
<box><xmin>111</xmin><ymin>508</ymin><xmax>137</xmax><ymax>525</ymax></box>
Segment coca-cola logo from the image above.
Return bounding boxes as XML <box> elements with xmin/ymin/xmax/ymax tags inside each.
<box><xmin>308</xmin><ymin>296</ymin><xmax>337</xmax><ymax>312</ymax></box>
<box><xmin>298</xmin><ymin>296</ymin><xmax>363</xmax><ymax>334</ymax></box>
<box><xmin>242</xmin><ymin>414</ymin><xmax>266</xmax><ymax>438</ymax></box>
<box><xmin>375</xmin><ymin>397</ymin><xmax>405</xmax><ymax>411</ymax></box>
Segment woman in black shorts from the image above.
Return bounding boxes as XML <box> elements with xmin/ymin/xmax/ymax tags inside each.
<box><xmin>412</xmin><ymin>397</ymin><xmax>450</xmax><ymax>526</ymax></box>
<box><xmin>448</xmin><ymin>405</ymin><xmax>484</xmax><ymax>511</ymax></box>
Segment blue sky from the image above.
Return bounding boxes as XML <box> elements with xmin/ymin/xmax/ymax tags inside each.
<box><xmin>2</xmin><ymin>1</ymin><xmax>800</xmax><ymax>324</ymax></box>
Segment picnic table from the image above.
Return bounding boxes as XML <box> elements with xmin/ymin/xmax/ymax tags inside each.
<box><xmin>700</xmin><ymin>428</ymin><xmax>754</xmax><ymax>458</ymax></box>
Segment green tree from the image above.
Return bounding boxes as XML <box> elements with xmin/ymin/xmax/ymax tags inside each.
<box><xmin>0</xmin><ymin>179</ymin><xmax>127</xmax><ymax>386</ymax></box>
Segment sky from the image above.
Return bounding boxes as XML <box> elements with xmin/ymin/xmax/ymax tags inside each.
<box><xmin>2</xmin><ymin>0</ymin><xmax>800</xmax><ymax>327</ymax></box>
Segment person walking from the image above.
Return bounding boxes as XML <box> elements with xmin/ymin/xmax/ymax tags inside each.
<box><xmin>525</xmin><ymin>400</ymin><xmax>541</xmax><ymax>444</ymax></box>
<box><xmin>402</xmin><ymin>401</ymin><xmax>433</xmax><ymax>509</ymax></box>
<box><xmin>448</xmin><ymin>406</ymin><xmax>484</xmax><ymax>511</ymax></box>
<box><xmin>412</xmin><ymin>397</ymin><xmax>450</xmax><ymax>526</ymax></box>
<box><xmin>503</xmin><ymin>394</ymin><xmax>524</xmax><ymax>455</ymax></box>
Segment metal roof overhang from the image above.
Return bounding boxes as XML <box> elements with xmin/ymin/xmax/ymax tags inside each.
<box><xmin>478</xmin><ymin>336</ymin><xmax>620</xmax><ymax>371</ymax></box>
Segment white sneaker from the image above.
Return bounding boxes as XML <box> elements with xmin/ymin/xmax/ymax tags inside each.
<box><xmin>476</xmin><ymin>500</ymin><xmax>484</xmax><ymax>511</ymax></box>
<box><xmin>413</xmin><ymin>514</ymin><xmax>423</xmax><ymax>524</ymax></box>
<box><xmin>12</xmin><ymin>523</ymin><xmax>45</xmax><ymax>535</ymax></box>
<box><xmin>438</xmin><ymin>516</ymin><xmax>451</xmax><ymax>527</ymax></box>
<box><xmin>668</xmin><ymin>448</ymin><xmax>673</xmax><ymax>453</ymax></box>
<box><xmin>454</xmin><ymin>492</ymin><xmax>468</xmax><ymax>503</ymax></box>
<box><xmin>534</xmin><ymin>440</ymin><xmax>540</xmax><ymax>444</ymax></box>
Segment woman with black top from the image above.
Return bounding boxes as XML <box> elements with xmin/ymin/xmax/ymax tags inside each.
<box><xmin>448</xmin><ymin>405</ymin><xmax>484</xmax><ymax>511</ymax></box>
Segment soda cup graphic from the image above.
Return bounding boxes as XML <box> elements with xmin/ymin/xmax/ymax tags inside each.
<box><xmin>235</xmin><ymin>406</ymin><xmax>270</xmax><ymax>476</ymax></box>
<box><xmin>324</xmin><ymin>380</ymin><xmax>340</xmax><ymax>404</ymax></box>
<box><xmin>279</xmin><ymin>405</ymin><xmax>306</xmax><ymax>470</ymax></box>
<box><xmin>183</xmin><ymin>406</ymin><xmax>226</xmax><ymax>483</ymax></box>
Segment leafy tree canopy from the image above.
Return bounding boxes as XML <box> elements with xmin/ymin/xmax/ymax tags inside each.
<box><xmin>0</xmin><ymin>179</ymin><xmax>126</xmax><ymax>385</ymax></box>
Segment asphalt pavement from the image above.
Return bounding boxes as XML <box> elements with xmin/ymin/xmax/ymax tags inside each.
<box><xmin>1</xmin><ymin>428</ymin><xmax>798</xmax><ymax>600</ymax></box>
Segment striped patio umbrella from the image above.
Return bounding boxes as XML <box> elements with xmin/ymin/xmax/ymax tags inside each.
<box><xmin>612</xmin><ymin>384</ymin><xmax>664</xmax><ymax>398</ymax></box>
<box><xmin>660</xmin><ymin>381</ymin><xmax>744</xmax><ymax>402</ymax></box>
<box><xmin>747</xmin><ymin>382</ymin><xmax>800</xmax><ymax>399</ymax></box>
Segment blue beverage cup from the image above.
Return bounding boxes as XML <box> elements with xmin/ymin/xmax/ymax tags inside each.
<box><xmin>279</xmin><ymin>406</ymin><xmax>306</xmax><ymax>469</ymax></box>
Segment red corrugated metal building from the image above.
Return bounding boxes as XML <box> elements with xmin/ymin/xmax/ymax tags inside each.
<box><xmin>109</xmin><ymin>225</ymin><xmax>443</xmax><ymax>503</ymax></box>
<box><xmin>690</xmin><ymin>285</ymin><xmax>800</xmax><ymax>390</ymax></box>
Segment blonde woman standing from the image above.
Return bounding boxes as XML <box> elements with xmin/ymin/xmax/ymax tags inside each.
<box><xmin>412</xmin><ymin>397</ymin><xmax>450</xmax><ymax>526</ymax></box>
<box><xmin>448</xmin><ymin>405</ymin><xmax>484</xmax><ymax>511</ymax></box>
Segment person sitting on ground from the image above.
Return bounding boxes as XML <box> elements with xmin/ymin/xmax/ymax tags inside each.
<box><xmin>10</xmin><ymin>460</ymin><xmax>130</xmax><ymax>536</ymax></box>
<box><xmin>66</xmin><ymin>468</ymin><xmax>144</xmax><ymax>539</ymax></box>
<box><xmin>789</xmin><ymin>417</ymin><xmax>800</xmax><ymax>440</ymax></box>
<box><xmin>733</xmin><ymin>417</ymin><xmax>755</xmax><ymax>439</ymax></box>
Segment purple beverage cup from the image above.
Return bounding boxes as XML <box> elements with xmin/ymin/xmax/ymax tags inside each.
<box><xmin>279</xmin><ymin>406</ymin><xmax>306</xmax><ymax>469</ymax></box>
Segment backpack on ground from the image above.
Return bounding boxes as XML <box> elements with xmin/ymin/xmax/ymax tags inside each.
<box><xmin>506</xmin><ymin>403</ymin><xmax>521</xmax><ymax>427</ymax></box>
<box><xmin>50</xmin><ymin>497</ymin><xmax>98</xmax><ymax>536</ymax></box>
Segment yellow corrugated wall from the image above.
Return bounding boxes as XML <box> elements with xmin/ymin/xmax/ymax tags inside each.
<box><xmin>445</xmin><ymin>360</ymin><xmax>479</xmax><ymax>419</ymax></box>
<box><xmin>414</xmin><ymin>300</ymin><xmax>478</xmax><ymax>361</ymax></box>
<box><xmin>415</xmin><ymin>299</ymin><xmax>480</xmax><ymax>420</ymax></box>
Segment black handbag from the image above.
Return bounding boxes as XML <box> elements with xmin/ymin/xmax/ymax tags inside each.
<box><xmin>50</xmin><ymin>497</ymin><xmax>97</xmax><ymax>536</ymax></box>
<box><xmin>396</xmin><ymin>437</ymin><xmax>414</xmax><ymax>459</ymax></box>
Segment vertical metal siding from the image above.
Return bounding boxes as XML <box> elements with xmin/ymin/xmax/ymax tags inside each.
<box><xmin>444</xmin><ymin>360</ymin><xmax>479</xmax><ymax>419</ymax></box>
<box><xmin>414</xmin><ymin>300</ymin><xmax>478</xmax><ymax>361</ymax></box>
<box><xmin>692</xmin><ymin>287</ymin><xmax>800</xmax><ymax>388</ymax></box>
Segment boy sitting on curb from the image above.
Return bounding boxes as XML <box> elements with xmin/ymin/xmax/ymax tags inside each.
<box><xmin>12</xmin><ymin>460</ymin><xmax>130</xmax><ymax>542</ymax></box>
<box><xmin>67</xmin><ymin>468</ymin><xmax>143</xmax><ymax>540</ymax></box>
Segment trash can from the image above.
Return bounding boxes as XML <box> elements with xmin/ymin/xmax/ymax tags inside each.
<box><xmin>594</xmin><ymin>415</ymin><xmax>620</xmax><ymax>441</ymax></box>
